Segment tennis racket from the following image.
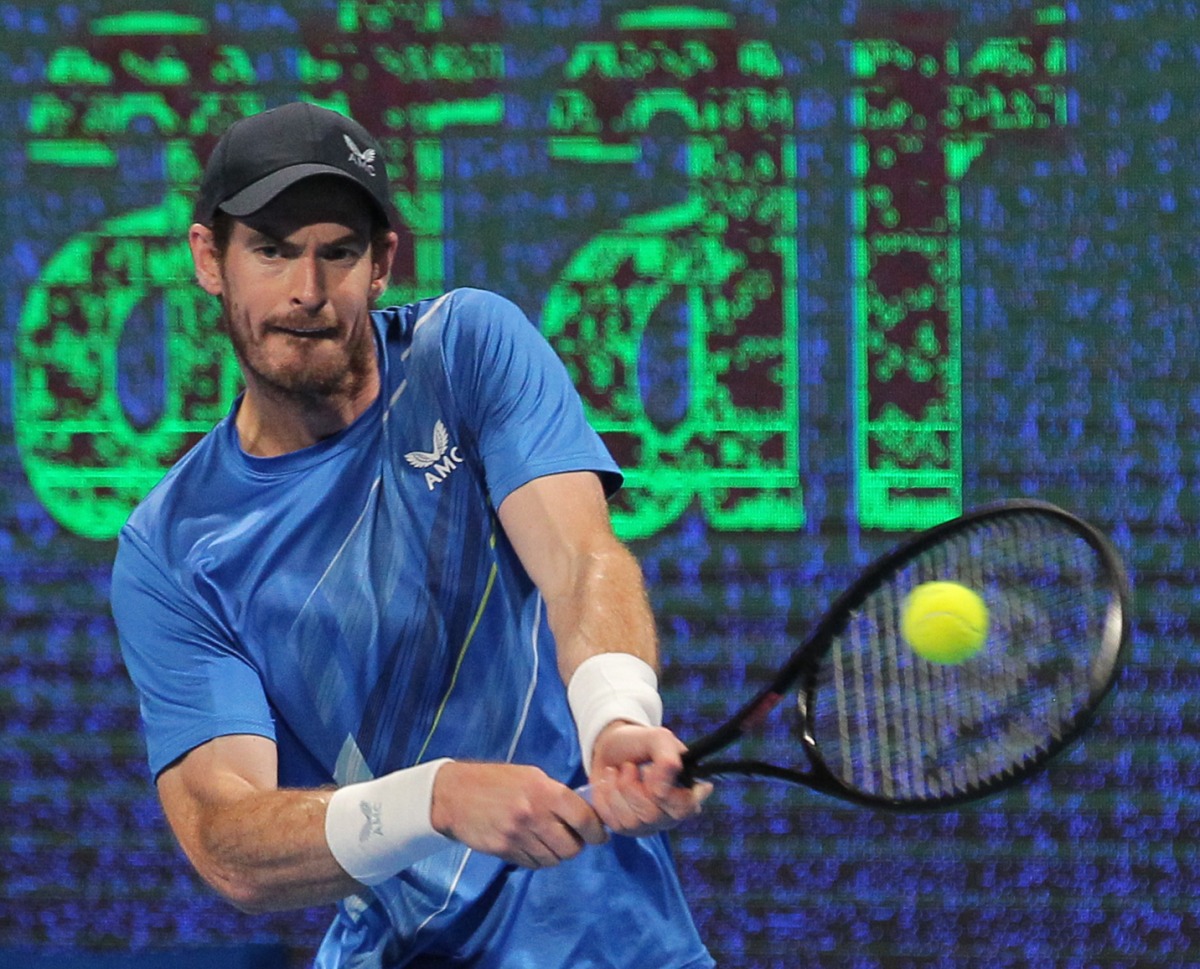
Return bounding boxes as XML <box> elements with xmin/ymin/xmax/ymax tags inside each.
<box><xmin>677</xmin><ymin>499</ymin><xmax>1129</xmax><ymax>809</ymax></box>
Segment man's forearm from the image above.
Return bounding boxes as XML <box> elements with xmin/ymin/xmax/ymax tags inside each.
<box><xmin>541</xmin><ymin>541</ymin><xmax>668</xmax><ymax>774</ymax></box>
<box><xmin>177</xmin><ymin>785</ymin><xmax>360</xmax><ymax>913</ymax></box>
<box><xmin>166</xmin><ymin>757</ymin><xmax>454</xmax><ymax>912</ymax></box>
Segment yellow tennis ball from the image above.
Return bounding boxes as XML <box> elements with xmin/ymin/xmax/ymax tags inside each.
<box><xmin>900</xmin><ymin>581</ymin><xmax>989</xmax><ymax>664</ymax></box>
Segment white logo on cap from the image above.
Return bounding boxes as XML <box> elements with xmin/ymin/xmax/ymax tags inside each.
<box><xmin>344</xmin><ymin>134</ymin><xmax>376</xmax><ymax>176</ymax></box>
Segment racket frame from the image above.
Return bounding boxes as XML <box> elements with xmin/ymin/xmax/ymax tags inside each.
<box><xmin>678</xmin><ymin>499</ymin><xmax>1130</xmax><ymax>809</ymax></box>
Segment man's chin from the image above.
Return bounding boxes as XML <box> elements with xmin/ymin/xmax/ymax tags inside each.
<box><xmin>225</xmin><ymin>310</ymin><xmax>378</xmax><ymax>405</ymax></box>
<box><xmin>259</xmin><ymin>365</ymin><xmax>354</xmax><ymax>401</ymax></box>
<box><xmin>231</xmin><ymin>343</ymin><xmax>341</xmax><ymax>397</ymax></box>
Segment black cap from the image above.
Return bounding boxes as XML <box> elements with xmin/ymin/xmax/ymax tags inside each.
<box><xmin>194</xmin><ymin>101</ymin><xmax>393</xmax><ymax>227</ymax></box>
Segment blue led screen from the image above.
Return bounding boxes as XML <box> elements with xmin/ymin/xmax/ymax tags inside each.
<box><xmin>0</xmin><ymin>2</ymin><xmax>1197</xmax><ymax>966</ymax></box>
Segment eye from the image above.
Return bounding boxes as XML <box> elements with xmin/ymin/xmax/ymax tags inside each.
<box><xmin>326</xmin><ymin>244</ymin><xmax>364</xmax><ymax>262</ymax></box>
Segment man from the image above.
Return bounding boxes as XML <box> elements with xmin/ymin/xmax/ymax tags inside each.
<box><xmin>111</xmin><ymin>101</ymin><xmax>713</xmax><ymax>967</ymax></box>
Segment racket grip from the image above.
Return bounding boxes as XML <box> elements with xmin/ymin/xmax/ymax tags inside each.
<box><xmin>574</xmin><ymin>784</ymin><xmax>613</xmax><ymax>835</ymax></box>
<box><xmin>677</xmin><ymin>752</ymin><xmax>699</xmax><ymax>786</ymax></box>
<box><xmin>578</xmin><ymin>767</ymin><xmax>696</xmax><ymax>801</ymax></box>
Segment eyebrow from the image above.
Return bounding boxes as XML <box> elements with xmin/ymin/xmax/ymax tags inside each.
<box><xmin>243</xmin><ymin>227</ymin><xmax>368</xmax><ymax>252</ymax></box>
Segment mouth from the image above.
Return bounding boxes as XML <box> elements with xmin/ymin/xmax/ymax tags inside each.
<box><xmin>269</xmin><ymin>324</ymin><xmax>339</xmax><ymax>339</ymax></box>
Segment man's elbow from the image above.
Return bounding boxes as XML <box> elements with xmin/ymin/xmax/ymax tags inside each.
<box><xmin>220</xmin><ymin>884</ymin><xmax>280</xmax><ymax>916</ymax></box>
<box><xmin>195</xmin><ymin>858</ymin><xmax>285</xmax><ymax>914</ymax></box>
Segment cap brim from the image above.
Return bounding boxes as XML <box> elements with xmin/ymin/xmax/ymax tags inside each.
<box><xmin>217</xmin><ymin>163</ymin><xmax>388</xmax><ymax>222</ymax></box>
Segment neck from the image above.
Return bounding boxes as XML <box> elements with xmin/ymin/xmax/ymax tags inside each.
<box><xmin>235</xmin><ymin>365</ymin><xmax>380</xmax><ymax>457</ymax></box>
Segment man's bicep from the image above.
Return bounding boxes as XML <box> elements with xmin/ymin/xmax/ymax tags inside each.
<box><xmin>497</xmin><ymin>470</ymin><xmax>657</xmax><ymax>683</ymax></box>
<box><xmin>496</xmin><ymin>470</ymin><xmax>618</xmax><ymax>601</ymax></box>
<box><xmin>160</xmin><ymin>733</ymin><xmax>280</xmax><ymax>797</ymax></box>
<box><xmin>157</xmin><ymin>734</ymin><xmax>280</xmax><ymax>852</ymax></box>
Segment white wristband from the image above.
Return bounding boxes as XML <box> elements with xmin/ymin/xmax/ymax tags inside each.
<box><xmin>325</xmin><ymin>758</ymin><xmax>454</xmax><ymax>886</ymax></box>
<box><xmin>567</xmin><ymin>653</ymin><xmax>663</xmax><ymax>772</ymax></box>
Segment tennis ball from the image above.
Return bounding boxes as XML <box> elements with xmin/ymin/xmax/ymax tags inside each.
<box><xmin>900</xmin><ymin>581</ymin><xmax>988</xmax><ymax>665</ymax></box>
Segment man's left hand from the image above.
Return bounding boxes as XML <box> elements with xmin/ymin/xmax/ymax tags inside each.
<box><xmin>587</xmin><ymin>722</ymin><xmax>712</xmax><ymax>837</ymax></box>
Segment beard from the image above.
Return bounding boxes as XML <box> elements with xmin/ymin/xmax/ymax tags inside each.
<box><xmin>219</xmin><ymin>298</ymin><xmax>377</xmax><ymax>406</ymax></box>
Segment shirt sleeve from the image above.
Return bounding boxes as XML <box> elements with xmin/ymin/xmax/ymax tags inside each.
<box><xmin>441</xmin><ymin>288</ymin><xmax>623</xmax><ymax>508</ymax></box>
<box><xmin>111</xmin><ymin>528</ymin><xmax>276</xmax><ymax>778</ymax></box>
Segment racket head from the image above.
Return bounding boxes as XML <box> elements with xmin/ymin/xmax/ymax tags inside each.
<box><xmin>684</xmin><ymin>500</ymin><xmax>1130</xmax><ymax>810</ymax></box>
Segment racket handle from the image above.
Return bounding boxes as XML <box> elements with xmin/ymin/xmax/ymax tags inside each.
<box><xmin>574</xmin><ymin>784</ymin><xmax>613</xmax><ymax>835</ymax></box>
<box><xmin>576</xmin><ymin>768</ymin><xmax>697</xmax><ymax>803</ymax></box>
<box><xmin>678</xmin><ymin>751</ymin><xmax>699</xmax><ymax>786</ymax></box>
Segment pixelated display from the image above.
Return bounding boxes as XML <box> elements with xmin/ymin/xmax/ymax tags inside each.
<box><xmin>0</xmin><ymin>1</ymin><xmax>1196</xmax><ymax>966</ymax></box>
<box><xmin>850</xmin><ymin>8</ymin><xmax>1070</xmax><ymax>529</ymax></box>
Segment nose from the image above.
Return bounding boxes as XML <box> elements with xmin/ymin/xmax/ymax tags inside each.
<box><xmin>290</xmin><ymin>254</ymin><xmax>327</xmax><ymax>314</ymax></box>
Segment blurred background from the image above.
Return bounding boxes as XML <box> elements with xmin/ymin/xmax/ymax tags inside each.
<box><xmin>0</xmin><ymin>1</ymin><xmax>1195</xmax><ymax>966</ymax></box>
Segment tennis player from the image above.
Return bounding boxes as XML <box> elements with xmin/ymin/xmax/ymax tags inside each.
<box><xmin>110</xmin><ymin>102</ymin><xmax>713</xmax><ymax>967</ymax></box>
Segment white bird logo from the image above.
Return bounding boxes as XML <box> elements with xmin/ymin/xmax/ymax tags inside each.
<box><xmin>344</xmin><ymin>134</ymin><xmax>377</xmax><ymax>175</ymax></box>
<box><xmin>405</xmin><ymin>420</ymin><xmax>450</xmax><ymax>469</ymax></box>
<box><xmin>359</xmin><ymin>800</ymin><xmax>383</xmax><ymax>842</ymax></box>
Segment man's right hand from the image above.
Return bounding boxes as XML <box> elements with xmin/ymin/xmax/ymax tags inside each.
<box><xmin>430</xmin><ymin>761</ymin><xmax>607</xmax><ymax>869</ymax></box>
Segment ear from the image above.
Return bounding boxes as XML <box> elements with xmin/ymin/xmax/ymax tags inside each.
<box><xmin>370</xmin><ymin>231</ymin><xmax>400</xmax><ymax>301</ymax></box>
<box><xmin>189</xmin><ymin>223</ymin><xmax>225</xmax><ymax>297</ymax></box>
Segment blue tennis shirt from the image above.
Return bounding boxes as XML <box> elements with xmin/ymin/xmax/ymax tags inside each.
<box><xmin>112</xmin><ymin>289</ymin><xmax>712</xmax><ymax>969</ymax></box>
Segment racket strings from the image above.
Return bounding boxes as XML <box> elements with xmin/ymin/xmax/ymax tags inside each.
<box><xmin>812</xmin><ymin>512</ymin><xmax>1116</xmax><ymax>804</ymax></box>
